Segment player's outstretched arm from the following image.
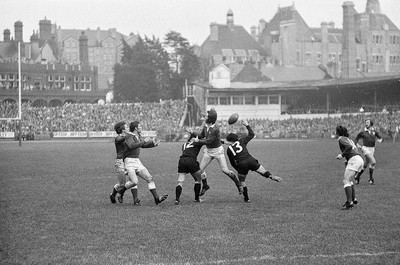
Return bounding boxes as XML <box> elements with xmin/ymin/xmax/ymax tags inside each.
<box><xmin>270</xmin><ymin>175</ymin><xmax>282</xmax><ymax>182</ymax></box>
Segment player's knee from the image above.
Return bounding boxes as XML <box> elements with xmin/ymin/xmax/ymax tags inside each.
<box><xmin>125</xmin><ymin>181</ymin><xmax>137</xmax><ymax>189</ymax></box>
<box><xmin>201</xmin><ymin>172</ymin><xmax>207</xmax><ymax>180</ymax></box>
<box><xmin>343</xmin><ymin>181</ymin><xmax>352</xmax><ymax>188</ymax></box>
<box><xmin>148</xmin><ymin>181</ymin><xmax>156</xmax><ymax>190</ymax></box>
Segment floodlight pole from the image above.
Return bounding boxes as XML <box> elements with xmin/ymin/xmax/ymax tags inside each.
<box><xmin>18</xmin><ymin>42</ymin><xmax>22</xmax><ymax>147</ymax></box>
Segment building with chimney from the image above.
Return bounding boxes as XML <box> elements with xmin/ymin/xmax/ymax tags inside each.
<box><xmin>199</xmin><ymin>9</ymin><xmax>268</xmax><ymax>80</ymax></box>
<box><xmin>257</xmin><ymin>0</ymin><xmax>400</xmax><ymax>78</ymax></box>
<box><xmin>0</xmin><ymin>18</ymin><xmax>102</xmax><ymax>106</ymax></box>
<box><xmin>57</xmin><ymin>26</ymin><xmax>137</xmax><ymax>90</ymax></box>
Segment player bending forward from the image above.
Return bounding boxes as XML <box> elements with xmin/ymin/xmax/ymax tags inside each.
<box><xmin>225</xmin><ymin>120</ymin><xmax>282</xmax><ymax>203</ymax></box>
<box><xmin>118</xmin><ymin>121</ymin><xmax>168</xmax><ymax>205</ymax></box>
<box><xmin>175</xmin><ymin>134</ymin><xmax>205</xmax><ymax>204</ymax></box>
<box><xmin>335</xmin><ymin>125</ymin><xmax>363</xmax><ymax>210</ymax></box>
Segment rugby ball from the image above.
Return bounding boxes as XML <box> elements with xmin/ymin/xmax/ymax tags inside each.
<box><xmin>228</xmin><ymin>113</ymin><xmax>239</xmax><ymax>125</ymax></box>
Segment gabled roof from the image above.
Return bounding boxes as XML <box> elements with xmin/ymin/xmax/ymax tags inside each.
<box><xmin>261</xmin><ymin>5</ymin><xmax>318</xmax><ymax>42</ymax></box>
<box><xmin>200</xmin><ymin>24</ymin><xmax>267</xmax><ymax>59</ymax></box>
<box><xmin>57</xmin><ymin>28</ymin><xmax>128</xmax><ymax>46</ymax></box>
<box><xmin>32</xmin><ymin>40</ymin><xmax>58</xmax><ymax>62</ymax></box>
<box><xmin>232</xmin><ymin>63</ymin><xmax>271</xmax><ymax>82</ymax></box>
<box><xmin>211</xmin><ymin>63</ymin><xmax>230</xmax><ymax>72</ymax></box>
<box><xmin>361</xmin><ymin>13</ymin><xmax>400</xmax><ymax>31</ymax></box>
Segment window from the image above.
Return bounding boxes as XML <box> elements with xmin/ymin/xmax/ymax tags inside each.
<box><xmin>317</xmin><ymin>53</ymin><xmax>321</xmax><ymax>64</ymax></box>
<box><xmin>207</xmin><ymin>97</ymin><xmax>218</xmax><ymax>105</ymax></box>
<box><xmin>74</xmin><ymin>76</ymin><xmax>79</xmax><ymax>82</ymax></box>
<box><xmin>329</xmin><ymin>53</ymin><xmax>336</xmax><ymax>62</ymax></box>
<box><xmin>244</xmin><ymin>96</ymin><xmax>255</xmax><ymax>105</ymax></box>
<box><xmin>269</xmin><ymin>95</ymin><xmax>279</xmax><ymax>104</ymax></box>
<box><xmin>0</xmin><ymin>74</ymin><xmax>5</xmax><ymax>80</ymax></box>
<box><xmin>373</xmin><ymin>34</ymin><xmax>383</xmax><ymax>44</ymax></box>
<box><xmin>248</xmin><ymin>49</ymin><xmax>260</xmax><ymax>62</ymax></box>
<box><xmin>48</xmin><ymin>75</ymin><xmax>53</xmax><ymax>82</ymax></box>
<box><xmin>305</xmin><ymin>52</ymin><xmax>311</xmax><ymax>64</ymax></box>
<box><xmin>258</xmin><ymin>95</ymin><xmax>268</xmax><ymax>105</ymax></box>
<box><xmin>356</xmin><ymin>58</ymin><xmax>360</xmax><ymax>70</ymax></box>
<box><xmin>8</xmin><ymin>74</ymin><xmax>15</xmax><ymax>80</ymax></box>
<box><xmin>232</xmin><ymin>96</ymin><xmax>243</xmax><ymax>105</ymax></box>
<box><xmin>219</xmin><ymin>97</ymin><xmax>231</xmax><ymax>105</ymax></box>
<box><xmin>281</xmin><ymin>95</ymin><xmax>289</xmax><ymax>105</ymax></box>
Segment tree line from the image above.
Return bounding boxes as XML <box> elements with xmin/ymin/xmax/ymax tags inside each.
<box><xmin>113</xmin><ymin>31</ymin><xmax>202</xmax><ymax>102</ymax></box>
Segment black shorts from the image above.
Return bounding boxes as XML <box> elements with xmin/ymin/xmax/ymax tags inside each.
<box><xmin>178</xmin><ymin>157</ymin><xmax>200</xmax><ymax>174</ymax></box>
<box><xmin>236</xmin><ymin>156</ymin><xmax>260</xmax><ymax>175</ymax></box>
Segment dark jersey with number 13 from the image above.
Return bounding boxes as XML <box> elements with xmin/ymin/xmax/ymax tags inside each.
<box><xmin>227</xmin><ymin>125</ymin><xmax>254</xmax><ymax>165</ymax></box>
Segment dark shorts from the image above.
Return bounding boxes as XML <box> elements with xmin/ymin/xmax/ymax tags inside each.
<box><xmin>178</xmin><ymin>157</ymin><xmax>200</xmax><ymax>174</ymax></box>
<box><xmin>236</xmin><ymin>156</ymin><xmax>260</xmax><ymax>175</ymax></box>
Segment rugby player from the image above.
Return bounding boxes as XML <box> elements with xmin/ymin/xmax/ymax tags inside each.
<box><xmin>175</xmin><ymin>134</ymin><xmax>205</xmax><ymax>205</ymax></box>
<box><xmin>109</xmin><ymin>121</ymin><xmax>128</xmax><ymax>204</ymax></box>
<box><xmin>354</xmin><ymin>119</ymin><xmax>383</xmax><ymax>185</ymax></box>
<box><xmin>117</xmin><ymin>121</ymin><xmax>168</xmax><ymax>205</ymax></box>
<box><xmin>225</xmin><ymin>120</ymin><xmax>282</xmax><ymax>203</ymax></box>
<box><xmin>185</xmin><ymin>108</ymin><xmax>243</xmax><ymax>197</ymax></box>
<box><xmin>335</xmin><ymin>125</ymin><xmax>363</xmax><ymax>210</ymax></box>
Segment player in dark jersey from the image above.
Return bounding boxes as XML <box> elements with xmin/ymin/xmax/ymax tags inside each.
<box><xmin>175</xmin><ymin>134</ymin><xmax>205</xmax><ymax>205</ymax></box>
<box><xmin>109</xmin><ymin>121</ymin><xmax>140</xmax><ymax>205</ymax></box>
<box><xmin>185</xmin><ymin>108</ymin><xmax>242</xmax><ymax>197</ymax></box>
<box><xmin>225</xmin><ymin>120</ymin><xmax>282</xmax><ymax>203</ymax></box>
<box><xmin>109</xmin><ymin>121</ymin><xmax>136</xmax><ymax>204</ymax></box>
<box><xmin>117</xmin><ymin>121</ymin><xmax>168</xmax><ymax>205</ymax></box>
<box><xmin>335</xmin><ymin>125</ymin><xmax>363</xmax><ymax>210</ymax></box>
<box><xmin>354</xmin><ymin>119</ymin><xmax>383</xmax><ymax>185</ymax></box>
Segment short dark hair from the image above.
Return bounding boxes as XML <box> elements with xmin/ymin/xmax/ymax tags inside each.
<box><xmin>206</xmin><ymin>108</ymin><xmax>217</xmax><ymax>124</ymax></box>
<box><xmin>226</xmin><ymin>133</ymin><xmax>239</xmax><ymax>142</ymax></box>
<box><xmin>129</xmin><ymin>121</ymin><xmax>140</xmax><ymax>132</ymax></box>
<box><xmin>114</xmin><ymin>121</ymin><xmax>125</xmax><ymax>134</ymax></box>
<box><xmin>336</xmin><ymin>125</ymin><xmax>349</xmax><ymax>137</ymax></box>
<box><xmin>366</xmin><ymin>119</ymin><xmax>374</xmax><ymax>126</ymax></box>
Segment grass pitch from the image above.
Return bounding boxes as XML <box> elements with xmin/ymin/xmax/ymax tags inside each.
<box><xmin>1</xmin><ymin>139</ymin><xmax>399</xmax><ymax>265</ymax></box>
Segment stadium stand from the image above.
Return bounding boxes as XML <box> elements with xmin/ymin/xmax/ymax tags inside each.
<box><xmin>0</xmin><ymin>101</ymin><xmax>399</xmax><ymax>141</ymax></box>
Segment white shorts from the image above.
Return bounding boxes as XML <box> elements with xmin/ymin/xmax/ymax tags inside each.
<box><xmin>114</xmin><ymin>159</ymin><xmax>125</xmax><ymax>173</ymax></box>
<box><xmin>346</xmin><ymin>155</ymin><xmax>364</xmax><ymax>172</ymax></box>
<box><xmin>203</xmin><ymin>146</ymin><xmax>225</xmax><ymax>159</ymax></box>
<box><xmin>125</xmin><ymin>158</ymin><xmax>146</xmax><ymax>173</ymax></box>
<box><xmin>361</xmin><ymin>146</ymin><xmax>375</xmax><ymax>156</ymax></box>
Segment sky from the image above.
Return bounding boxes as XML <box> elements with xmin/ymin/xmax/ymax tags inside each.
<box><xmin>1</xmin><ymin>0</ymin><xmax>400</xmax><ymax>46</ymax></box>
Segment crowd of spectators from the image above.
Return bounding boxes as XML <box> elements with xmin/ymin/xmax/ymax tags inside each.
<box><xmin>1</xmin><ymin>100</ymin><xmax>399</xmax><ymax>141</ymax></box>
<box><xmin>219</xmin><ymin>112</ymin><xmax>400</xmax><ymax>140</ymax></box>
<box><xmin>0</xmin><ymin>100</ymin><xmax>186</xmax><ymax>139</ymax></box>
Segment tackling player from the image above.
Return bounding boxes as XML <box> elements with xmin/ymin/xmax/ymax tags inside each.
<box><xmin>117</xmin><ymin>121</ymin><xmax>168</xmax><ymax>205</ymax></box>
<box><xmin>175</xmin><ymin>134</ymin><xmax>205</xmax><ymax>205</ymax></box>
<box><xmin>354</xmin><ymin>119</ymin><xmax>383</xmax><ymax>185</ymax></box>
<box><xmin>109</xmin><ymin>121</ymin><xmax>128</xmax><ymax>204</ymax></box>
<box><xmin>225</xmin><ymin>120</ymin><xmax>282</xmax><ymax>203</ymax></box>
<box><xmin>185</xmin><ymin>108</ymin><xmax>242</xmax><ymax>197</ymax></box>
<box><xmin>335</xmin><ymin>125</ymin><xmax>363</xmax><ymax>210</ymax></box>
